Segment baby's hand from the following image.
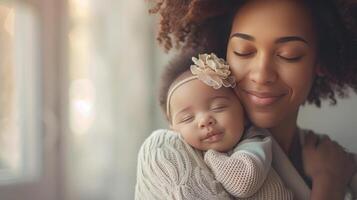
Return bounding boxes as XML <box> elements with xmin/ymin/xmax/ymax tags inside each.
<box><xmin>204</xmin><ymin>149</ymin><xmax>264</xmax><ymax>197</ymax></box>
<box><xmin>302</xmin><ymin>132</ymin><xmax>356</xmax><ymax>199</ymax></box>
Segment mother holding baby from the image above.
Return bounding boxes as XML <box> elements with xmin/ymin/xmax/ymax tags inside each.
<box><xmin>136</xmin><ymin>0</ymin><xmax>357</xmax><ymax>199</ymax></box>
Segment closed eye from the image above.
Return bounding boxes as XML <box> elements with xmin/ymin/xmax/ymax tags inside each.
<box><xmin>277</xmin><ymin>55</ymin><xmax>303</xmax><ymax>62</ymax></box>
<box><xmin>180</xmin><ymin>115</ymin><xmax>194</xmax><ymax>123</ymax></box>
<box><xmin>211</xmin><ymin>105</ymin><xmax>227</xmax><ymax>112</ymax></box>
<box><xmin>233</xmin><ymin>51</ymin><xmax>254</xmax><ymax>57</ymax></box>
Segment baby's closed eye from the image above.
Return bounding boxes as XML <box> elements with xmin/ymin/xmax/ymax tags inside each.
<box><xmin>180</xmin><ymin>115</ymin><xmax>194</xmax><ymax>123</ymax></box>
<box><xmin>211</xmin><ymin>104</ymin><xmax>228</xmax><ymax>112</ymax></box>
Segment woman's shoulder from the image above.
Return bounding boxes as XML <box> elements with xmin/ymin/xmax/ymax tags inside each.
<box><xmin>297</xmin><ymin>128</ymin><xmax>330</xmax><ymax>146</ymax></box>
<box><xmin>297</xmin><ymin>127</ymin><xmax>357</xmax><ymax>164</ymax></box>
<box><xmin>297</xmin><ymin>128</ymin><xmax>357</xmax><ymax>198</ymax></box>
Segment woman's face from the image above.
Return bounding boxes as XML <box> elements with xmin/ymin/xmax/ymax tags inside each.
<box><xmin>226</xmin><ymin>0</ymin><xmax>318</xmax><ymax>128</ymax></box>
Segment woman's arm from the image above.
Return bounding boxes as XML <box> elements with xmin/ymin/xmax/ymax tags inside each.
<box><xmin>303</xmin><ymin>133</ymin><xmax>357</xmax><ymax>200</ymax></box>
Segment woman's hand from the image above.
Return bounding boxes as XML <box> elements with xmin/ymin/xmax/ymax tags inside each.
<box><xmin>303</xmin><ymin>132</ymin><xmax>356</xmax><ymax>200</ymax></box>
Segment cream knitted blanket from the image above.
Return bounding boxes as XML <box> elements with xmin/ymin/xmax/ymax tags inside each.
<box><xmin>135</xmin><ymin>129</ymin><xmax>232</xmax><ymax>199</ymax></box>
<box><xmin>135</xmin><ymin>129</ymin><xmax>292</xmax><ymax>199</ymax></box>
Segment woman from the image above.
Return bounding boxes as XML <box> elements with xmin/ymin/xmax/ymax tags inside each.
<box><xmin>136</xmin><ymin>0</ymin><xmax>357</xmax><ymax>199</ymax></box>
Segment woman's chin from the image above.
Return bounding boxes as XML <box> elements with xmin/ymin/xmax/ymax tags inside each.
<box><xmin>247</xmin><ymin>112</ymin><xmax>281</xmax><ymax>129</ymax></box>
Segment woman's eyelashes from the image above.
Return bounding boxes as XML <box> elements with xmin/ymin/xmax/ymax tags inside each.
<box><xmin>277</xmin><ymin>54</ymin><xmax>303</xmax><ymax>62</ymax></box>
<box><xmin>233</xmin><ymin>51</ymin><xmax>255</xmax><ymax>57</ymax></box>
<box><xmin>233</xmin><ymin>50</ymin><xmax>303</xmax><ymax>62</ymax></box>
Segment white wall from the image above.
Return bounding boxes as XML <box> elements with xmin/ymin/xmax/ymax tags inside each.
<box><xmin>298</xmin><ymin>90</ymin><xmax>357</xmax><ymax>153</ymax></box>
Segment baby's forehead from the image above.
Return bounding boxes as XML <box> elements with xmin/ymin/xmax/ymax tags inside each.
<box><xmin>208</xmin><ymin>86</ymin><xmax>236</xmax><ymax>98</ymax></box>
<box><xmin>171</xmin><ymin>71</ymin><xmax>236</xmax><ymax>95</ymax></box>
<box><xmin>175</xmin><ymin>78</ymin><xmax>238</xmax><ymax>101</ymax></box>
<box><xmin>169</xmin><ymin>71</ymin><xmax>194</xmax><ymax>90</ymax></box>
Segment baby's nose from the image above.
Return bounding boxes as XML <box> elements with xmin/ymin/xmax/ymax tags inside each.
<box><xmin>199</xmin><ymin>115</ymin><xmax>216</xmax><ymax>128</ymax></box>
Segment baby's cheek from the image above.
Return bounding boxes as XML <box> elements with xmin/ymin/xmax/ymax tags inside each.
<box><xmin>181</xmin><ymin>129</ymin><xmax>202</xmax><ymax>148</ymax></box>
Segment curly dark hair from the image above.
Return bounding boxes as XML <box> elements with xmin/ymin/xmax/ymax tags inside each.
<box><xmin>158</xmin><ymin>50</ymin><xmax>198</xmax><ymax>121</ymax></box>
<box><xmin>150</xmin><ymin>0</ymin><xmax>357</xmax><ymax>107</ymax></box>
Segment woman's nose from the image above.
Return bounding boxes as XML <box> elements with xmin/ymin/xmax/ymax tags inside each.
<box><xmin>198</xmin><ymin>115</ymin><xmax>216</xmax><ymax>128</ymax></box>
<box><xmin>249</xmin><ymin>54</ymin><xmax>278</xmax><ymax>84</ymax></box>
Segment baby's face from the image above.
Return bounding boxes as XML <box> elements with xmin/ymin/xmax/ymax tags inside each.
<box><xmin>170</xmin><ymin>79</ymin><xmax>245</xmax><ymax>152</ymax></box>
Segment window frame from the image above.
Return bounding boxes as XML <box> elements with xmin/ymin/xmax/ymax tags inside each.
<box><xmin>0</xmin><ymin>0</ymin><xmax>67</xmax><ymax>199</ymax></box>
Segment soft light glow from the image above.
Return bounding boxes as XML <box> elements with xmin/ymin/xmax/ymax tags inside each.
<box><xmin>70</xmin><ymin>79</ymin><xmax>96</xmax><ymax>136</ymax></box>
<box><xmin>74</xmin><ymin>100</ymin><xmax>92</xmax><ymax>117</ymax></box>
<box><xmin>4</xmin><ymin>9</ymin><xmax>14</xmax><ymax>36</ymax></box>
<box><xmin>69</xmin><ymin>0</ymin><xmax>90</xmax><ymax>19</ymax></box>
<box><xmin>68</xmin><ymin>26</ymin><xmax>92</xmax><ymax>79</ymax></box>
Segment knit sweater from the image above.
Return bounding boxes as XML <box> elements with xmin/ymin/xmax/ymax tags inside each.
<box><xmin>135</xmin><ymin>128</ymin><xmax>357</xmax><ymax>200</ymax></box>
<box><xmin>204</xmin><ymin>128</ymin><xmax>293</xmax><ymax>199</ymax></box>
<box><xmin>135</xmin><ymin>127</ymin><xmax>293</xmax><ymax>199</ymax></box>
<box><xmin>135</xmin><ymin>129</ymin><xmax>231</xmax><ymax>200</ymax></box>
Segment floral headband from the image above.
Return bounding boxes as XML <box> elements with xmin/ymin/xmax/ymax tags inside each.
<box><xmin>166</xmin><ymin>53</ymin><xmax>236</xmax><ymax>119</ymax></box>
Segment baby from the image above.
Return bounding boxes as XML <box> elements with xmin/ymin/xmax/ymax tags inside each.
<box><xmin>160</xmin><ymin>53</ymin><xmax>293</xmax><ymax>199</ymax></box>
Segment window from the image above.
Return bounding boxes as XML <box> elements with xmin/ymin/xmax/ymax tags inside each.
<box><xmin>65</xmin><ymin>0</ymin><xmax>168</xmax><ymax>199</ymax></box>
<box><xmin>0</xmin><ymin>0</ymin><xmax>41</xmax><ymax>185</ymax></box>
<box><xmin>0</xmin><ymin>0</ymin><xmax>60</xmax><ymax>199</ymax></box>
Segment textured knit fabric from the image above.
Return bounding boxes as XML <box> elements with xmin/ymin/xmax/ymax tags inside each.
<box><xmin>135</xmin><ymin>128</ymin><xmax>357</xmax><ymax>200</ymax></box>
<box><xmin>204</xmin><ymin>128</ymin><xmax>293</xmax><ymax>199</ymax></box>
<box><xmin>135</xmin><ymin>127</ymin><xmax>293</xmax><ymax>199</ymax></box>
<box><xmin>135</xmin><ymin>129</ymin><xmax>233</xmax><ymax>200</ymax></box>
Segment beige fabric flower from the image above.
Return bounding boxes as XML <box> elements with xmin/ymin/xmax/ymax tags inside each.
<box><xmin>190</xmin><ymin>53</ymin><xmax>236</xmax><ymax>89</ymax></box>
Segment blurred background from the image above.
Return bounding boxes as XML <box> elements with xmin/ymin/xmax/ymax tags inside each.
<box><xmin>0</xmin><ymin>0</ymin><xmax>356</xmax><ymax>199</ymax></box>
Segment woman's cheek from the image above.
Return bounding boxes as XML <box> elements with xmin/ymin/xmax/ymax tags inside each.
<box><xmin>279</xmin><ymin>63</ymin><xmax>315</xmax><ymax>103</ymax></box>
<box><xmin>229</xmin><ymin>59</ymin><xmax>248</xmax><ymax>82</ymax></box>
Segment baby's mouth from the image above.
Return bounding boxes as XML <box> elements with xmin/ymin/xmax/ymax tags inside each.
<box><xmin>202</xmin><ymin>131</ymin><xmax>224</xmax><ymax>143</ymax></box>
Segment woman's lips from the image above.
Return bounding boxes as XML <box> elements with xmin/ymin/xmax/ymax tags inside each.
<box><xmin>243</xmin><ymin>89</ymin><xmax>285</xmax><ymax>106</ymax></box>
